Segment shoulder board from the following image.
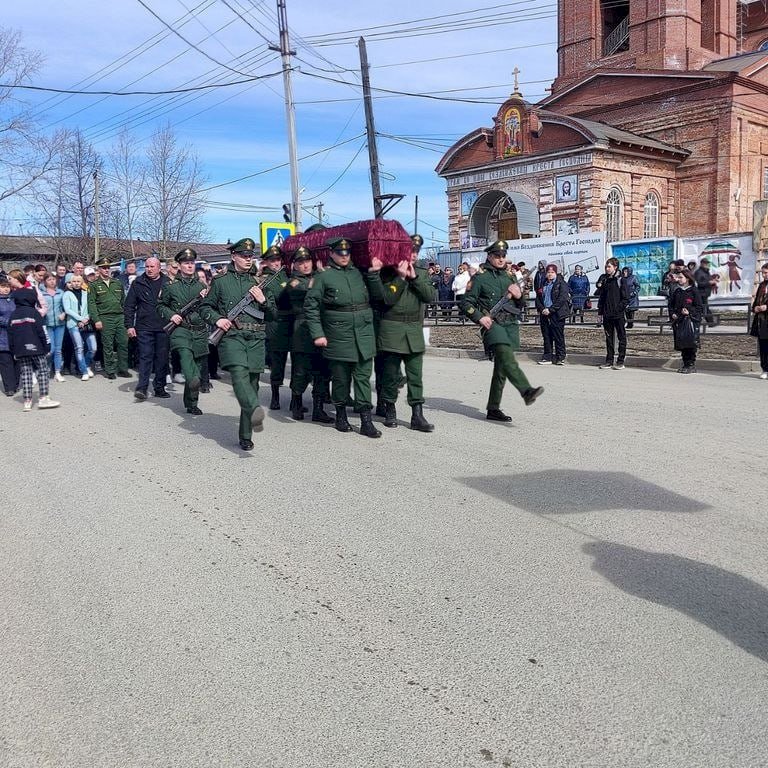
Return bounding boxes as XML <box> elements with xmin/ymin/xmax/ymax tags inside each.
<box><xmin>477</xmin><ymin>266</ymin><xmax>485</xmax><ymax>274</ymax></box>
<box><xmin>308</xmin><ymin>278</ymin><xmax>314</xmax><ymax>289</ymax></box>
<box><xmin>289</xmin><ymin>278</ymin><xmax>300</xmax><ymax>287</ymax></box>
<box><xmin>280</xmin><ymin>281</ymin><xmax>287</xmax><ymax>288</ymax></box>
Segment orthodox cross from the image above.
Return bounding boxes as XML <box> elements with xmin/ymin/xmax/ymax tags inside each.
<box><xmin>512</xmin><ymin>67</ymin><xmax>521</xmax><ymax>94</ymax></box>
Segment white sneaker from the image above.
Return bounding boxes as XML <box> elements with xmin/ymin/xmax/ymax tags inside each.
<box><xmin>760</xmin><ymin>372</ymin><xmax>768</xmax><ymax>380</ymax></box>
<box><xmin>81</xmin><ymin>373</ymin><xmax>90</xmax><ymax>381</ymax></box>
<box><xmin>166</xmin><ymin>374</ymin><xmax>173</xmax><ymax>385</ymax></box>
<box><xmin>23</xmin><ymin>400</ymin><xmax>32</xmax><ymax>412</ymax></box>
<box><xmin>173</xmin><ymin>373</ymin><xmax>186</xmax><ymax>384</ymax></box>
<box><xmin>598</xmin><ymin>363</ymin><xmax>613</xmax><ymax>369</ymax></box>
<box><xmin>612</xmin><ymin>363</ymin><xmax>625</xmax><ymax>370</ymax></box>
<box><xmin>54</xmin><ymin>371</ymin><xmax>65</xmax><ymax>382</ymax></box>
<box><xmin>38</xmin><ymin>396</ymin><xmax>60</xmax><ymax>409</ymax></box>
<box><xmin>87</xmin><ymin>368</ymin><xmax>94</xmax><ymax>378</ymax></box>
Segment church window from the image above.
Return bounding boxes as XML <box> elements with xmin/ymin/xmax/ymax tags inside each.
<box><xmin>602</xmin><ymin>0</ymin><xmax>630</xmax><ymax>56</ymax></box>
<box><xmin>606</xmin><ymin>187</ymin><xmax>623</xmax><ymax>242</ymax></box>
<box><xmin>758</xmin><ymin>39</ymin><xmax>768</xmax><ymax>53</ymax></box>
<box><xmin>643</xmin><ymin>192</ymin><xmax>660</xmax><ymax>238</ymax></box>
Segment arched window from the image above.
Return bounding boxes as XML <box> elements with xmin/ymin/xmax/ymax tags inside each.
<box><xmin>758</xmin><ymin>39</ymin><xmax>768</xmax><ymax>52</ymax></box>
<box><xmin>606</xmin><ymin>187</ymin><xmax>623</xmax><ymax>242</ymax></box>
<box><xmin>643</xmin><ymin>192</ymin><xmax>660</xmax><ymax>238</ymax></box>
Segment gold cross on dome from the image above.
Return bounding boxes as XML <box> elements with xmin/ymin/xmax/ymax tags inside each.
<box><xmin>512</xmin><ymin>67</ymin><xmax>520</xmax><ymax>93</ymax></box>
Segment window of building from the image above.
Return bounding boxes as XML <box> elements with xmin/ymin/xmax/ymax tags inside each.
<box><xmin>758</xmin><ymin>39</ymin><xmax>768</xmax><ymax>53</ymax></box>
<box><xmin>643</xmin><ymin>192</ymin><xmax>660</xmax><ymax>238</ymax></box>
<box><xmin>606</xmin><ymin>187</ymin><xmax>623</xmax><ymax>242</ymax></box>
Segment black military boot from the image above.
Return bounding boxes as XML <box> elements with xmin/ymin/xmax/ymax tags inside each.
<box><xmin>410</xmin><ymin>404</ymin><xmax>434</xmax><ymax>432</ymax></box>
<box><xmin>383</xmin><ymin>402</ymin><xmax>398</xmax><ymax>428</ymax></box>
<box><xmin>312</xmin><ymin>394</ymin><xmax>333</xmax><ymax>423</ymax></box>
<box><xmin>270</xmin><ymin>383</ymin><xmax>281</xmax><ymax>410</ymax></box>
<box><xmin>290</xmin><ymin>393</ymin><xmax>304</xmax><ymax>420</ymax></box>
<box><xmin>359</xmin><ymin>409</ymin><xmax>382</xmax><ymax>438</ymax></box>
<box><xmin>335</xmin><ymin>405</ymin><xmax>352</xmax><ymax>433</ymax></box>
<box><xmin>375</xmin><ymin>399</ymin><xmax>387</xmax><ymax>417</ymax></box>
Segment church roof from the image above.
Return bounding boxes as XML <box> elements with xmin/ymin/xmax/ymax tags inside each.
<box><xmin>701</xmin><ymin>51</ymin><xmax>768</xmax><ymax>73</ymax></box>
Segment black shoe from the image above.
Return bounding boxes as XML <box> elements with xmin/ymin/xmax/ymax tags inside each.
<box><xmin>626</xmin><ymin>322</ymin><xmax>634</xmax><ymax>329</ymax></box>
<box><xmin>523</xmin><ymin>386</ymin><xmax>544</xmax><ymax>406</ymax></box>
<box><xmin>375</xmin><ymin>402</ymin><xmax>387</xmax><ymax>418</ymax></box>
<box><xmin>553</xmin><ymin>359</ymin><xmax>565</xmax><ymax>366</ymax></box>
<box><xmin>105</xmin><ymin>372</ymin><xmax>117</xmax><ymax>380</ymax></box>
<box><xmin>359</xmin><ymin>409</ymin><xmax>382</xmax><ymax>438</ymax></box>
<box><xmin>311</xmin><ymin>394</ymin><xmax>334</xmax><ymax>423</ymax></box>
<box><xmin>4</xmin><ymin>390</ymin><xmax>16</xmax><ymax>397</ymax></box>
<box><xmin>186</xmin><ymin>406</ymin><xmax>203</xmax><ymax>415</ymax></box>
<box><xmin>269</xmin><ymin>383</ymin><xmax>281</xmax><ymax>410</ymax></box>
<box><xmin>200</xmin><ymin>383</ymin><xmax>211</xmax><ymax>393</ymax></box>
<box><xmin>134</xmin><ymin>389</ymin><xmax>147</xmax><ymax>401</ymax></box>
<box><xmin>239</xmin><ymin>438</ymin><xmax>254</xmax><ymax>451</ymax></box>
<box><xmin>290</xmin><ymin>393</ymin><xmax>304</xmax><ymax>420</ymax></box>
<box><xmin>383</xmin><ymin>402</ymin><xmax>398</xmax><ymax>428</ymax></box>
<box><xmin>117</xmin><ymin>370</ymin><xmax>132</xmax><ymax>378</ymax></box>
<box><xmin>486</xmin><ymin>409</ymin><xmax>512</xmax><ymax>422</ymax></box>
<box><xmin>410</xmin><ymin>404</ymin><xmax>434</xmax><ymax>432</ymax></box>
<box><xmin>251</xmin><ymin>405</ymin><xmax>265</xmax><ymax>432</ymax></box>
<box><xmin>335</xmin><ymin>405</ymin><xmax>352</xmax><ymax>433</ymax></box>
<box><xmin>154</xmin><ymin>390</ymin><xmax>171</xmax><ymax>399</ymax></box>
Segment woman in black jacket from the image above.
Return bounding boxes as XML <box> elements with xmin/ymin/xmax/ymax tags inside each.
<box><xmin>535</xmin><ymin>264</ymin><xmax>570</xmax><ymax>365</ymax></box>
<box><xmin>669</xmin><ymin>269</ymin><xmax>703</xmax><ymax>374</ymax></box>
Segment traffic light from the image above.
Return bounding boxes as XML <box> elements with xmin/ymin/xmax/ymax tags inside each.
<box><xmin>282</xmin><ymin>203</ymin><xmax>292</xmax><ymax>223</ymax></box>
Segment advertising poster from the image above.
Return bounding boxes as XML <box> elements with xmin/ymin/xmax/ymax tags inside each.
<box><xmin>679</xmin><ymin>233</ymin><xmax>757</xmax><ymax>300</ymax></box>
<box><xmin>505</xmin><ymin>233</ymin><xmax>606</xmax><ymax>286</ymax></box>
<box><xmin>609</xmin><ymin>238</ymin><xmax>676</xmax><ymax>297</ymax></box>
<box><xmin>460</xmin><ymin>190</ymin><xmax>479</xmax><ymax>217</ymax></box>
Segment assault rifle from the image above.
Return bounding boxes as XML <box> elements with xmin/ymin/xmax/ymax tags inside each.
<box><xmin>488</xmin><ymin>272</ymin><xmax>527</xmax><ymax>321</ymax></box>
<box><xmin>163</xmin><ymin>290</ymin><xmax>208</xmax><ymax>335</ymax></box>
<box><xmin>208</xmin><ymin>269</ymin><xmax>283</xmax><ymax>347</ymax></box>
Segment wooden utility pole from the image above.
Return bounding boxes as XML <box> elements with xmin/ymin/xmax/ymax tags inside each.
<box><xmin>93</xmin><ymin>170</ymin><xmax>100</xmax><ymax>261</ymax></box>
<box><xmin>414</xmin><ymin>195</ymin><xmax>419</xmax><ymax>235</ymax></box>
<box><xmin>359</xmin><ymin>37</ymin><xmax>382</xmax><ymax>219</ymax></box>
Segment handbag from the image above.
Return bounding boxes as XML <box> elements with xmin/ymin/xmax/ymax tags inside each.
<box><xmin>674</xmin><ymin>317</ymin><xmax>696</xmax><ymax>350</ymax></box>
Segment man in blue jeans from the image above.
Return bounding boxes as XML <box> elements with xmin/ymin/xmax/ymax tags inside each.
<box><xmin>124</xmin><ymin>256</ymin><xmax>170</xmax><ymax>400</ymax></box>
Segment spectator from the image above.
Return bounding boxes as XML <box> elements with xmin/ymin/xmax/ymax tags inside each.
<box><xmin>452</xmin><ymin>262</ymin><xmax>471</xmax><ymax>299</ymax></box>
<box><xmin>437</xmin><ymin>268</ymin><xmax>454</xmax><ymax>317</ymax></box>
<box><xmin>597</xmin><ymin>258</ymin><xmax>629</xmax><ymax>370</ymax></box>
<box><xmin>62</xmin><ymin>274</ymin><xmax>96</xmax><ymax>381</ymax></box>
<box><xmin>31</xmin><ymin>264</ymin><xmax>48</xmax><ymax>289</ymax></box>
<box><xmin>42</xmin><ymin>274</ymin><xmax>67</xmax><ymax>382</ymax></box>
<box><xmin>686</xmin><ymin>260</ymin><xmax>697</xmax><ymax>273</ymax></box>
<box><xmin>8</xmin><ymin>288</ymin><xmax>60</xmax><ymax>411</ymax></box>
<box><xmin>669</xmin><ymin>269</ymin><xmax>703</xmax><ymax>374</ymax></box>
<box><xmin>749</xmin><ymin>261</ymin><xmax>768</xmax><ymax>380</ymax></box>
<box><xmin>621</xmin><ymin>266</ymin><xmax>640</xmax><ymax>328</ymax></box>
<box><xmin>533</xmin><ymin>260</ymin><xmax>548</xmax><ymax>294</ymax></box>
<box><xmin>659</xmin><ymin>261</ymin><xmax>676</xmax><ymax>298</ymax></box>
<box><xmin>71</xmin><ymin>261</ymin><xmax>86</xmax><ymax>284</ymax></box>
<box><xmin>55</xmin><ymin>263</ymin><xmax>69</xmax><ymax>290</ymax></box>
<box><xmin>7</xmin><ymin>269</ymin><xmax>48</xmax><ymax>318</ymax></box>
<box><xmin>164</xmin><ymin>259</ymin><xmax>180</xmax><ymax>282</ymax></box>
<box><xmin>124</xmin><ymin>256</ymin><xmax>170</xmax><ymax>400</ymax></box>
<box><xmin>535</xmin><ymin>264</ymin><xmax>570</xmax><ymax>365</ymax></box>
<box><xmin>567</xmin><ymin>264</ymin><xmax>590</xmax><ymax>322</ymax></box>
<box><xmin>120</xmin><ymin>259</ymin><xmax>139</xmax><ymax>293</ymax></box>
<box><xmin>0</xmin><ymin>277</ymin><xmax>19</xmax><ymax>396</ymax></box>
<box><xmin>693</xmin><ymin>257</ymin><xmax>718</xmax><ymax>326</ymax></box>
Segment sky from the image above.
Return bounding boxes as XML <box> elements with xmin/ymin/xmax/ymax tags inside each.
<box><xmin>1</xmin><ymin>0</ymin><xmax>558</xmax><ymax>249</ymax></box>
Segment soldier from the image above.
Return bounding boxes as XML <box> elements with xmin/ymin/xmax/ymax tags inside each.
<box><xmin>461</xmin><ymin>239</ymin><xmax>544</xmax><ymax>421</ymax></box>
<box><xmin>89</xmin><ymin>256</ymin><xmax>130</xmax><ymax>380</ymax></box>
<box><xmin>285</xmin><ymin>247</ymin><xmax>333</xmax><ymax>423</ymax></box>
<box><xmin>260</xmin><ymin>245</ymin><xmax>291</xmax><ymax>410</ymax></box>
<box><xmin>157</xmin><ymin>248</ymin><xmax>209</xmax><ymax>415</ymax></box>
<box><xmin>304</xmin><ymin>237</ymin><xmax>380</xmax><ymax>438</ymax></box>
<box><xmin>367</xmin><ymin>240</ymin><xmax>435</xmax><ymax>432</ymax></box>
<box><xmin>199</xmin><ymin>237</ymin><xmax>275</xmax><ymax>451</ymax></box>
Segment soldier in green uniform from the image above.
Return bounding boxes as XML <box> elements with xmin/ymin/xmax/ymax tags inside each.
<box><xmin>90</xmin><ymin>256</ymin><xmax>130</xmax><ymax>380</ymax></box>
<box><xmin>260</xmin><ymin>245</ymin><xmax>290</xmax><ymax>410</ymax></box>
<box><xmin>367</xmin><ymin>241</ymin><xmax>435</xmax><ymax>432</ymax></box>
<box><xmin>157</xmin><ymin>247</ymin><xmax>209</xmax><ymax>416</ymax></box>
<box><xmin>304</xmin><ymin>237</ymin><xmax>380</xmax><ymax>438</ymax></box>
<box><xmin>199</xmin><ymin>238</ymin><xmax>275</xmax><ymax>451</ymax></box>
<box><xmin>285</xmin><ymin>246</ymin><xmax>333</xmax><ymax>423</ymax></box>
<box><xmin>461</xmin><ymin>239</ymin><xmax>544</xmax><ymax>421</ymax></box>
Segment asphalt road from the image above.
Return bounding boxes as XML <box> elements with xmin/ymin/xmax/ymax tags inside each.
<box><xmin>1</xmin><ymin>357</ymin><xmax>766</xmax><ymax>768</ymax></box>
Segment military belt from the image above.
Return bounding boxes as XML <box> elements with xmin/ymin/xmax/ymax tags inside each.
<box><xmin>237</xmin><ymin>322</ymin><xmax>264</xmax><ymax>331</ymax></box>
<box><xmin>384</xmin><ymin>314</ymin><xmax>423</xmax><ymax>323</ymax></box>
<box><xmin>182</xmin><ymin>321</ymin><xmax>206</xmax><ymax>331</ymax></box>
<box><xmin>323</xmin><ymin>303</ymin><xmax>370</xmax><ymax>312</ymax></box>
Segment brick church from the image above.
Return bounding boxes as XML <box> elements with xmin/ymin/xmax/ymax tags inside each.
<box><xmin>436</xmin><ymin>0</ymin><xmax>768</xmax><ymax>248</ymax></box>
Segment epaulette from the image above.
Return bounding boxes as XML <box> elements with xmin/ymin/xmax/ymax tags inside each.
<box><xmin>477</xmin><ymin>266</ymin><xmax>485</xmax><ymax>274</ymax></box>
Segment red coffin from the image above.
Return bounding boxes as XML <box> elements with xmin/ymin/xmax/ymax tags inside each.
<box><xmin>283</xmin><ymin>219</ymin><xmax>412</xmax><ymax>270</ymax></box>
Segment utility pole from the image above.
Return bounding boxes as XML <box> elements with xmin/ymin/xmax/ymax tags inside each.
<box><xmin>93</xmin><ymin>169</ymin><xmax>100</xmax><ymax>261</ymax></box>
<box><xmin>272</xmin><ymin>1</ymin><xmax>301</xmax><ymax>231</ymax></box>
<box><xmin>317</xmin><ymin>201</ymin><xmax>323</xmax><ymax>225</ymax></box>
<box><xmin>414</xmin><ymin>195</ymin><xmax>419</xmax><ymax>235</ymax></box>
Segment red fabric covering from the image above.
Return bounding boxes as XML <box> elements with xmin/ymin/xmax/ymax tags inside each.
<box><xmin>283</xmin><ymin>219</ymin><xmax>412</xmax><ymax>270</ymax></box>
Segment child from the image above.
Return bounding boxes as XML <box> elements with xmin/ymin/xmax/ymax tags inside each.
<box><xmin>669</xmin><ymin>269</ymin><xmax>704</xmax><ymax>374</ymax></box>
<box><xmin>0</xmin><ymin>277</ymin><xmax>20</xmax><ymax>396</ymax></box>
<box><xmin>8</xmin><ymin>288</ymin><xmax>60</xmax><ymax>411</ymax></box>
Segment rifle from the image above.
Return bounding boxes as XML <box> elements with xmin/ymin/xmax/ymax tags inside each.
<box><xmin>488</xmin><ymin>271</ymin><xmax>526</xmax><ymax>320</ymax></box>
<box><xmin>163</xmin><ymin>290</ymin><xmax>207</xmax><ymax>335</ymax></box>
<box><xmin>208</xmin><ymin>269</ymin><xmax>283</xmax><ymax>346</ymax></box>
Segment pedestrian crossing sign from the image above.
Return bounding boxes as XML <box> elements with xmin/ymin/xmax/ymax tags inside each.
<box><xmin>260</xmin><ymin>222</ymin><xmax>295</xmax><ymax>253</ymax></box>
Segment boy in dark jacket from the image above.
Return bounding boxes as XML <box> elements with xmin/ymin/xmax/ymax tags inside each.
<box><xmin>8</xmin><ymin>288</ymin><xmax>60</xmax><ymax>411</ymax></box>
<box><xmin>597</xmin><ymin>258</ymin><xmax>629</xmax><ymax>370</ymax></box>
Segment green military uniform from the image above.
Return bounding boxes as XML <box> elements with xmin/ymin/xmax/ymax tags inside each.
<box><xmin>157</xmin><ymin>248</ymin><xmax>208</xmax><ymax>412</ymax></box>
<box><xmin>461</xmin><ymin>240</ymin><xmax>543</xmax><ymax>418</ymax></box>
<box><xmin>304</xmin><ymin>237</ymin><xmax>380</xmax><ymax>437</ymax></box>
<box><xmin>200</xmin><ymin>238</ymin><xmax>276</xmax><ymax>445</ymax></box>
<box><xmin>367</xmin><ymin>259</ymin><xmax>434</xmax><ymax>431</ymax></box>
<box><xmin>261</xmin><ymin>246</ymin><xmax>291</xmax><ymax>408</ymax></box>
<box><xmin>90</xmin><ymin>257</ymin><xmax>129</xmax><ymax>376</ymax></box>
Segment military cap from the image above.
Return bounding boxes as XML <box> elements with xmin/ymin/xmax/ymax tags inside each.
<box><xmin>293</xmin><ymin>246</ymin><xmax>312</xmax><ymax>261</ymax></box>
<box><xmin>228</xmin><ymin>237</ymin><xmax>256</xmax><ymax>255</ymax></box>
<box><xmin>95</xmin><ymin>256</ymin><xmax>111</xmax><ymax>268</ymax></box>
<box><xmin>410</xmin><ymin>233</ymin><xmax>424</xmax><ymax>251</ymax></box>
<box><xmin>327</xmin><ymin>237</ymin><xmax>352</xmax><ymax>255</ymax></box>
<box><xmin>485</xmin><ymin>239</ymin><xmax>509</xmax><ymax>255</ymax></box>
<box><xmin>174</xmin><ymin>247</ymin><xmax>197</xmax><ymax>263</ymax></box>
<box><xmin>262</xmin><ymin>244</ymin><xmax>284</xmax><ymax>260</ymax></box>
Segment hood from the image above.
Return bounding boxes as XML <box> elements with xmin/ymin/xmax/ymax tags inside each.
<box><xmin>12</xmin><ymin>288</ymin><xmax>37</xmax><ymax>307</ymax></box>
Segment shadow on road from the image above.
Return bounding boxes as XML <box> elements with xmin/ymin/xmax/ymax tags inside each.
<box><xmin>459</xmin><ymin>471</ymin><xmax>710</xmax><ymax>514</ymax></box>
<box><xmin>583</xmin><ymin>541</ymin><xmax>768</xmax><ymax>663</ymax></box>
<box><xmin>425</xmin><ymin>396</ymin><xmax>501</xmax><ymax>422</ymax></box>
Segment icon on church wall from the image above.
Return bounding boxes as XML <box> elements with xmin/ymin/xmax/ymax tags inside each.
<box><xmin>502</xmin><ymin>107</ymin><xmax>523</xmax><ymax>157</ymax></box>
<box><xmin>460</xmin><ymin>190</ymin><xmax>479</xmax><ymax>217</ymax></box>
<box><xmin>555</xmin><ymin>218</ymin><xmax>579</xmax><ymax>235</ymax></box>
<box><xmin>555</xmin><ymin>174</ymin><xmax>578</xmax><ymax>203</ymax></box>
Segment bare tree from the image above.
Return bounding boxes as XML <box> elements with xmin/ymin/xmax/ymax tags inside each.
<box><xmin>108</xmin><ymin>128</ymin><xmax>146</xmax><ymax>258</ymax></box>
<box><xmin>142</xmin><ymin>124</ymin><xmax>209</xmax><ymax>257</ymax></box>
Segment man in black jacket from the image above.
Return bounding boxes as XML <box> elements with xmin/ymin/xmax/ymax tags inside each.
<box><xmin>597</xmin><ymin>257</ymin><xmax>629</xmax><ymax>370</ymax></box>
<box><xmin>693</xmin><ymin>257</ymin><xmax>717</xmax><ymax>326</ymax></box>
<box><xmin>535</xmin><ymin>264</ymin><xmax>570</xmax><ymax>365</ymax></box>
<box><xmin>124</xmin><ymin>256</ymin><xmax>170</xmax><ymax>400</ymax></box>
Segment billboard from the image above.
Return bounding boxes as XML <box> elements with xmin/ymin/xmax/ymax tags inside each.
<box><xmin>679</xmin><ymin>233</ymin><xmax>757</xmax><ymax>300</ymax></box>
<box><xmin>608</xmin><ymin>238</ymin><xmax>676</xmax><ymax>297</ymax></box>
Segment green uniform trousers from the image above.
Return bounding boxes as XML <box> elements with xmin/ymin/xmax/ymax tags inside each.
<box><xmin>178</xmin><ymin>347</ymin><xmax>206</xmax><ymax>409</ymax></box>
<box><xmin>269</xmin><ymin>349</ymin><xmax>289</xmax><ymax>385</ymax></box>
<box><xmin>291</xmin><ymin>352</ymin><xmax>330</xmax><ymax>398</ymax></box>
<box><xmin>329</xmin><ymin>357</ymin><xmax>373</xmax><ymax>411</ymax></box>
<box><xmin>101</xmin><ymin>315</ymin><xmax>128</xmax><ymax>374</ymax></box>
<box><xmin>380</xmin><ymin>351</ymin><xmax>424</xmax><ymax>406</ymax></box>
<box><xmin>227</xmin><ymin>365</ymin><xmax>261</xmax><ymax>441</ymax></box>
<box><xmin>487</xmin><ymin>344</ymin><xmax>531</xmax><ymax>410</ymax></box>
